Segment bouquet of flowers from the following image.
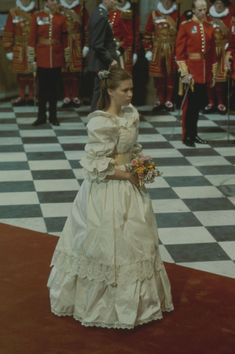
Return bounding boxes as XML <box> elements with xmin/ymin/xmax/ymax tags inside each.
<box><xmin>127</xmin><ymin>155</ymin><xmax>161</xmax><ymax>187</ymax></box>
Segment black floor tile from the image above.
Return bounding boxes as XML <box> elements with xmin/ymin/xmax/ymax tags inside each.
<box><xmin>32</xmin><ymin>169</ymin><xmax>75</xmax><ymax>180</ymax></box>
<box><xmin>166</xmin><ymin>243</ymin><xmax>230</xmax><ymax>262</ymax></box>
<box><xmin>0</xmin><ymin>131</ymin><xmax>20</xmax><ymax>137</ymax></box>
<box><xmin>0</xmin><ymin>181</ymin><xmax>35</xmax><ymax>192</ymax></box>
<box><xmin>165</xmin><ymin>176</ymin><xmax>212</xmax><ymax>187</ymax></box>
<box><xmin>0</xmin><ymin>205</ymin><xmax>42</xmax><ymax>218</ymax></box>
<box><xmin>149</xmin><ymin>188</ymin><xmax>179</xmax><ymax>199</ymax></box>
<box><xmin>38</xmin><ymin>191</ymin><xmax>77</xmax><ymax>203</ymax></box>
<box><xmin>45</xmin><ymin>217</ymin><xmax>67</xmax><ymax>233</ymax></box>
<box><xmin>22</xmin><ymin>137</ymin><xmax>59</xmax><ymax>144</ymax></box>
<box><xmin>207</xmin><ymin>226</ymin><xmax>235</xmax><ymax>242</ymax></box>
<box><xmin>184</xmin><ymin>198</ymin><xmax>234</xmax><ymax>211</ymax></box>
<box><xmin>198</xmin><ymin>165</ymin><xmax>235</xmax><ymax>175</ymax></box>
<box><xmin>156</xmin><ymin>212</ymin><xmax>202</xmax><ymax>228</ymax></box>
<box><xmin>0</xmin><ymin>145</ymin><xmax>24</xmax><ymax>152</ymax></box>
<box><xmin>0</xmin><ymin>162</ymin><xmax>29</xmax><ymax>170</ymax></box>
<box><xmin>26</xmin><ymin>152</ymin><xmax>66</xmax><ymax>160</ymax></box>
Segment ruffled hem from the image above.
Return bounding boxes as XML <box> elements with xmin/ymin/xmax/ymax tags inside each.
<box><xmin>50</xmin><ymin>250</ymin><xmax>164</xmax><ymax>285</ymax></box>
<box><xmin>50</xmin><ymin>307</ymin><xmax>174</xmax><ymax>330</ymax></box>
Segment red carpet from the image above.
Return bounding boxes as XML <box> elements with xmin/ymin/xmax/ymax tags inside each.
<box><xmin>0</xmin><ymin>223</ymin><xmax>234</xmax><ymax>354</ymax></box>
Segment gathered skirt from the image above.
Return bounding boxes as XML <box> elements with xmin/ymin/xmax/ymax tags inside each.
<box><xmin>47</xmin><ymin>179</ymin><xmax>174</xmax><ymax>329</ymax></box>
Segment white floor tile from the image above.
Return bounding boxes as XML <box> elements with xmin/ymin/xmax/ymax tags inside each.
<box><xmin>0</xmin><ymin>124</ymin><xmax>18</xmax><ymax>130</ymax></box>
<box><xmin>34</xmin><ymin>179</ymin><xmax>80</xmax><ymax>192</ymax></box>
<box><xmin>205</xmin><ymin>175</ymin><xmax>235</xmax><ymax>186</ymax></box>
<box><xmin>41</xmin><ymin>203</ymin><xmax>72</xmax><ymax>217</ymax></box>
<box><xmin>158</xmin><ymin>227</ymin><xmax>215</xmax><ymax>244</ymax></box>
<box><xmin>143</xmin><ymin>148</ymin><xmax>183</xmax><ymax>158</ymax></box>
<box><xmin>0</xmin><ymin>112</ymin><xmax>16</xmax><ymax>119</ymax></box>
<box><xmin>28</xmin><ymin>160</ymin><xmax>71</xmax><ymax>171</ymax></box>
<box><xmin>146</xmin><ymin>177</ymin><xmax>170</xmax><ymax>189</ymax></box>
<box><xmin>20</xmin><ymin>130</ymin><xmax>56</xmax><ymax>137</ymax></box>
<box><xmin>173</xmin><ymin>186</ymin><xmax>223</xmax><ymax>199</ymax></box>
<box><xmin>0</xmin><ymin>137</ymin><xmax>22</xmax><ymax>145</ymax></box>
<box><xmin>0</xmin><ymin>170</ymin><xmax>32</xmax><ymax>182</ymax></box>
<box><xmin>58</xmin><ymin>136</ymin><xmax>88</xmax><ymax>144</ymax></box>
<box><xmin>24</xmin><ymin>144</ymin><xmax>63</xmax><ymax>152</ymax></box>
<box><xmin>160</xmin><ymin>166</ymin><xmax>202</xmax><ymax>177</ymax></box>
<box><xmin>0</xmin><ymin>192</ymin><xmax>39</xmax><ymax>205</ymax></box>
<box><xmin>152</xmin><ymin>199</ymin><xmax>190</xmax><ymax>213</ymax></box>
<box><xmin>0</xmin><ymin>152</ymin><xmax>27</xmax><ymax>162</ymax></box>
<box><xmin>138</xmin><ymin>134</ymin><xmax>166</xmax><ymax>142</ymax></box>
<box><xmin>194</xmin><ymin>210</ymin><xmax>235</xmax><ymax>226</ymax></box>
<box><xmin>219</xmin><ymin>241</ymin><xmax>235</xmax><ymax>260</ymax></box>
<box><xmin>64</xmin><ymin>151</ymin><xmax>85</xmax><ymax>160</ymax></box>
<box><xmin>186</xmin><ymin>156</ymin><xmax>230</xmax><ymax>166</ymax></box>
<box><xmin>214</xmin><ymin>147</ymin><xmax>235</xmax><ymax>156</ymax></box>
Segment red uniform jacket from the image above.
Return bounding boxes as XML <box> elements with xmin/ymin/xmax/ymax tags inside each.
<box><xmin>3</xmin><ymin>6</ymin><xmax>35</xmax><ymax>73</ymax></box>
<box><xmin>60</xmin><ymin>4</ymin><xmax>89</xmax><ymax>72</ymax></box>
<box><xmin>144</xmin><ymin>8</ymin><xmax>179</xmax><ymax>76</ymax></box>
<box><xmin>176</xmin><ymin>16</ymin><xmax>217</xmax><ymax>84</ymax></box>
<box><xmin>29</xmin><ymin>9</ymin><xmax>67</xmax><ymax>68</ymax></box>
<box><xmin>208</xmin><ymin>12</ymin><xmax>232</xmax><ymax>81</ymax></box>
<box><xmin>109</xmin><ymin>8</ymin><xmax>139</xmax><ymax>73</ymax></box>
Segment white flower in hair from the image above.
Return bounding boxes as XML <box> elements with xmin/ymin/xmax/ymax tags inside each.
<box><xmin>98</xmin><ymin>70</ymin><xmax>110</xmax><ymax>80</ymax></box>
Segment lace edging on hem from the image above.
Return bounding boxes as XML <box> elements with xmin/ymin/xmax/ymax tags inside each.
<box><xmin>50</xmin><ymin>307</ymin><xmax>174</xmax><ymax>330</ymax></box>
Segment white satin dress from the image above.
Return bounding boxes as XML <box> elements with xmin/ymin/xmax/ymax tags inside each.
<box><xmin>47</xmin><ymin>104</ymin><xmax>174</xmax><ymax>329</ymax></box>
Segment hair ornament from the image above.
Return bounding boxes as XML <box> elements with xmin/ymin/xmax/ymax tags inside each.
<box><xmin>98</xmin><ymin>70</ymin><xmax>110</xmax><ymax>80</ymax></box>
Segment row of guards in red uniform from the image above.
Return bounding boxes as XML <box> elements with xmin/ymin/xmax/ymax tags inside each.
<box><xmin>2</xmin><ymin>0</ymin><xmax>89</xmax><ymax>112</ymax></box>
<box><xmin>2</xmin><ymin>1</ymin><xmax>235</xmax><ymax>118</ymax></box>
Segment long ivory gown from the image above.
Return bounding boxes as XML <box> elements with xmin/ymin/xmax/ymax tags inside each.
<box><xmin>47</xmin><ymin>104</ymin><xmax>174</xmax><ymax>329</ymax></box>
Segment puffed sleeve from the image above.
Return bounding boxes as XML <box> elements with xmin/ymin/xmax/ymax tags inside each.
<box><xmin>80</xmin><ymin>114</ymin><xmax>119</xmax><ymax>182</ymax></box>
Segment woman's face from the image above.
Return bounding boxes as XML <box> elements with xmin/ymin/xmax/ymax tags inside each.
<box><xmin>109</xmin><ymin>79</ymin><xmax>133</xmax><ymax>107</ymax></box>
<box><xmin>214</xmin><ymin>0</ymin><xmax>226</xmax><ymax>13</ymax></box>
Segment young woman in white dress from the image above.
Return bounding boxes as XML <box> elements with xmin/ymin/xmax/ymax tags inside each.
<box><xmin>47</xmin><ymin>65</ymin><xmax>174</xmax><ymax>329</ymax></box>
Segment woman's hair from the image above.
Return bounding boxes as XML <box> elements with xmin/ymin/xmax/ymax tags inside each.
<box><xmin>97</xmin><ymin>65</ymin><xmax>132</xmax><ymax>110</ymax></box>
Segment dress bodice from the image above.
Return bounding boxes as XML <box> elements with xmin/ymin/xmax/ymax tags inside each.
<box><xmin>80</xmin><ymin>104</ymin><xmax>141</xmax><ymax>181</ymax></box>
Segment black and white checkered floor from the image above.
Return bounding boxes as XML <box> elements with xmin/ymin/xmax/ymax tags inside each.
<box><xmin>0</xmin><ymin>101</ymin><xmax>235</xmax><ymax>278</ymax></box>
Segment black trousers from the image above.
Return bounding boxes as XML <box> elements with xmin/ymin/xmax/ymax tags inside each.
<box><xmin>183</xmin><ymin>83</ymin><xmax>207</xmax><ymax>141</ymax></box>
<box><xmin>37</xmin><ymin>67</ymin><xmax>61</xmax><ymax>121</ymax></box>
<box><xmin>90</xmin><ymin>73</ymin><xmax>101</xmax><ymax>112</ymax></box>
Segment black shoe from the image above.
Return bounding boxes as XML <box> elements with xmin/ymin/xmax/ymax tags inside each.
<box><xmin>61</xmin><ymin>98</ymin><xmax>72</xmax><ymax>108</ymax></box>
<box><xmin>26</xmin><ymin>98</ymin><xmax>35</xmax><ymax>106</ymax></box>
<box><xmin>71</xmin><ymin>98</ymin><xmax>81</xmax><ymax>108</ymax></box>
<box><xmin>12</xmin><ymin>97</ymin><xmax>26</xmax><ymax>106</ymax></box>
<box><xmin>152</xmin><ymin>103</ymin><xmax>164</xmax><ymax>114</ymax></box>
<box><xmin>49</xmin><ymin>119</ymin><xmax>60</xmax><ymax>126</ymax></box>
<box><xmin>32</xmin><ymin>119</ymin><xmax>46</xmax><ymax>126</ymax></box>
<box><xmin>183</xmin><ymin>137</ymin><xmax>195</xmax><ymax>147</ymax></box>
<box><xmin>203</xmin><ymin>104</ymin><xmax>215</xmax><ymax>114</ymax></box>
<box><xmin>194</xmin><ymin>136</ymin><xmax>208</xmax><ymax>144</ymax></box>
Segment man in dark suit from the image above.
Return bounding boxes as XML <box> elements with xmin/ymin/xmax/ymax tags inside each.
<box><xmin>87</xmin><ymin>0</ymin><xmax>118</xmax><ymax>111</ymax></box>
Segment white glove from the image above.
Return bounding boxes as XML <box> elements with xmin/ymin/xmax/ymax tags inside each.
<box><xmin>82</xmin><ymin>46</ymin><xmax>89</xmax><ymax>58</ymax></box>
<box><xmin>181</xmin><ymin>74</ymin><xmax>193</xmax><ymax>84</ymax></box>
<box><xmin>132</xmin><ymin>53</ymin><xmax>137</xmax><ymax>65</ymax></box>
<box><xmin>6</xmin><ymin>52</ymin><xmax>13</xmax><ymax>61</ymax></box>
<box><xmin>116</xmin><ymin>49</ymin><xmax>121</xmax><ymax>57</ymax></box>
<box><xmin>145</xmin><ymin>50</ymin><xmax>153</xmax><ymax>62</ymax></box>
